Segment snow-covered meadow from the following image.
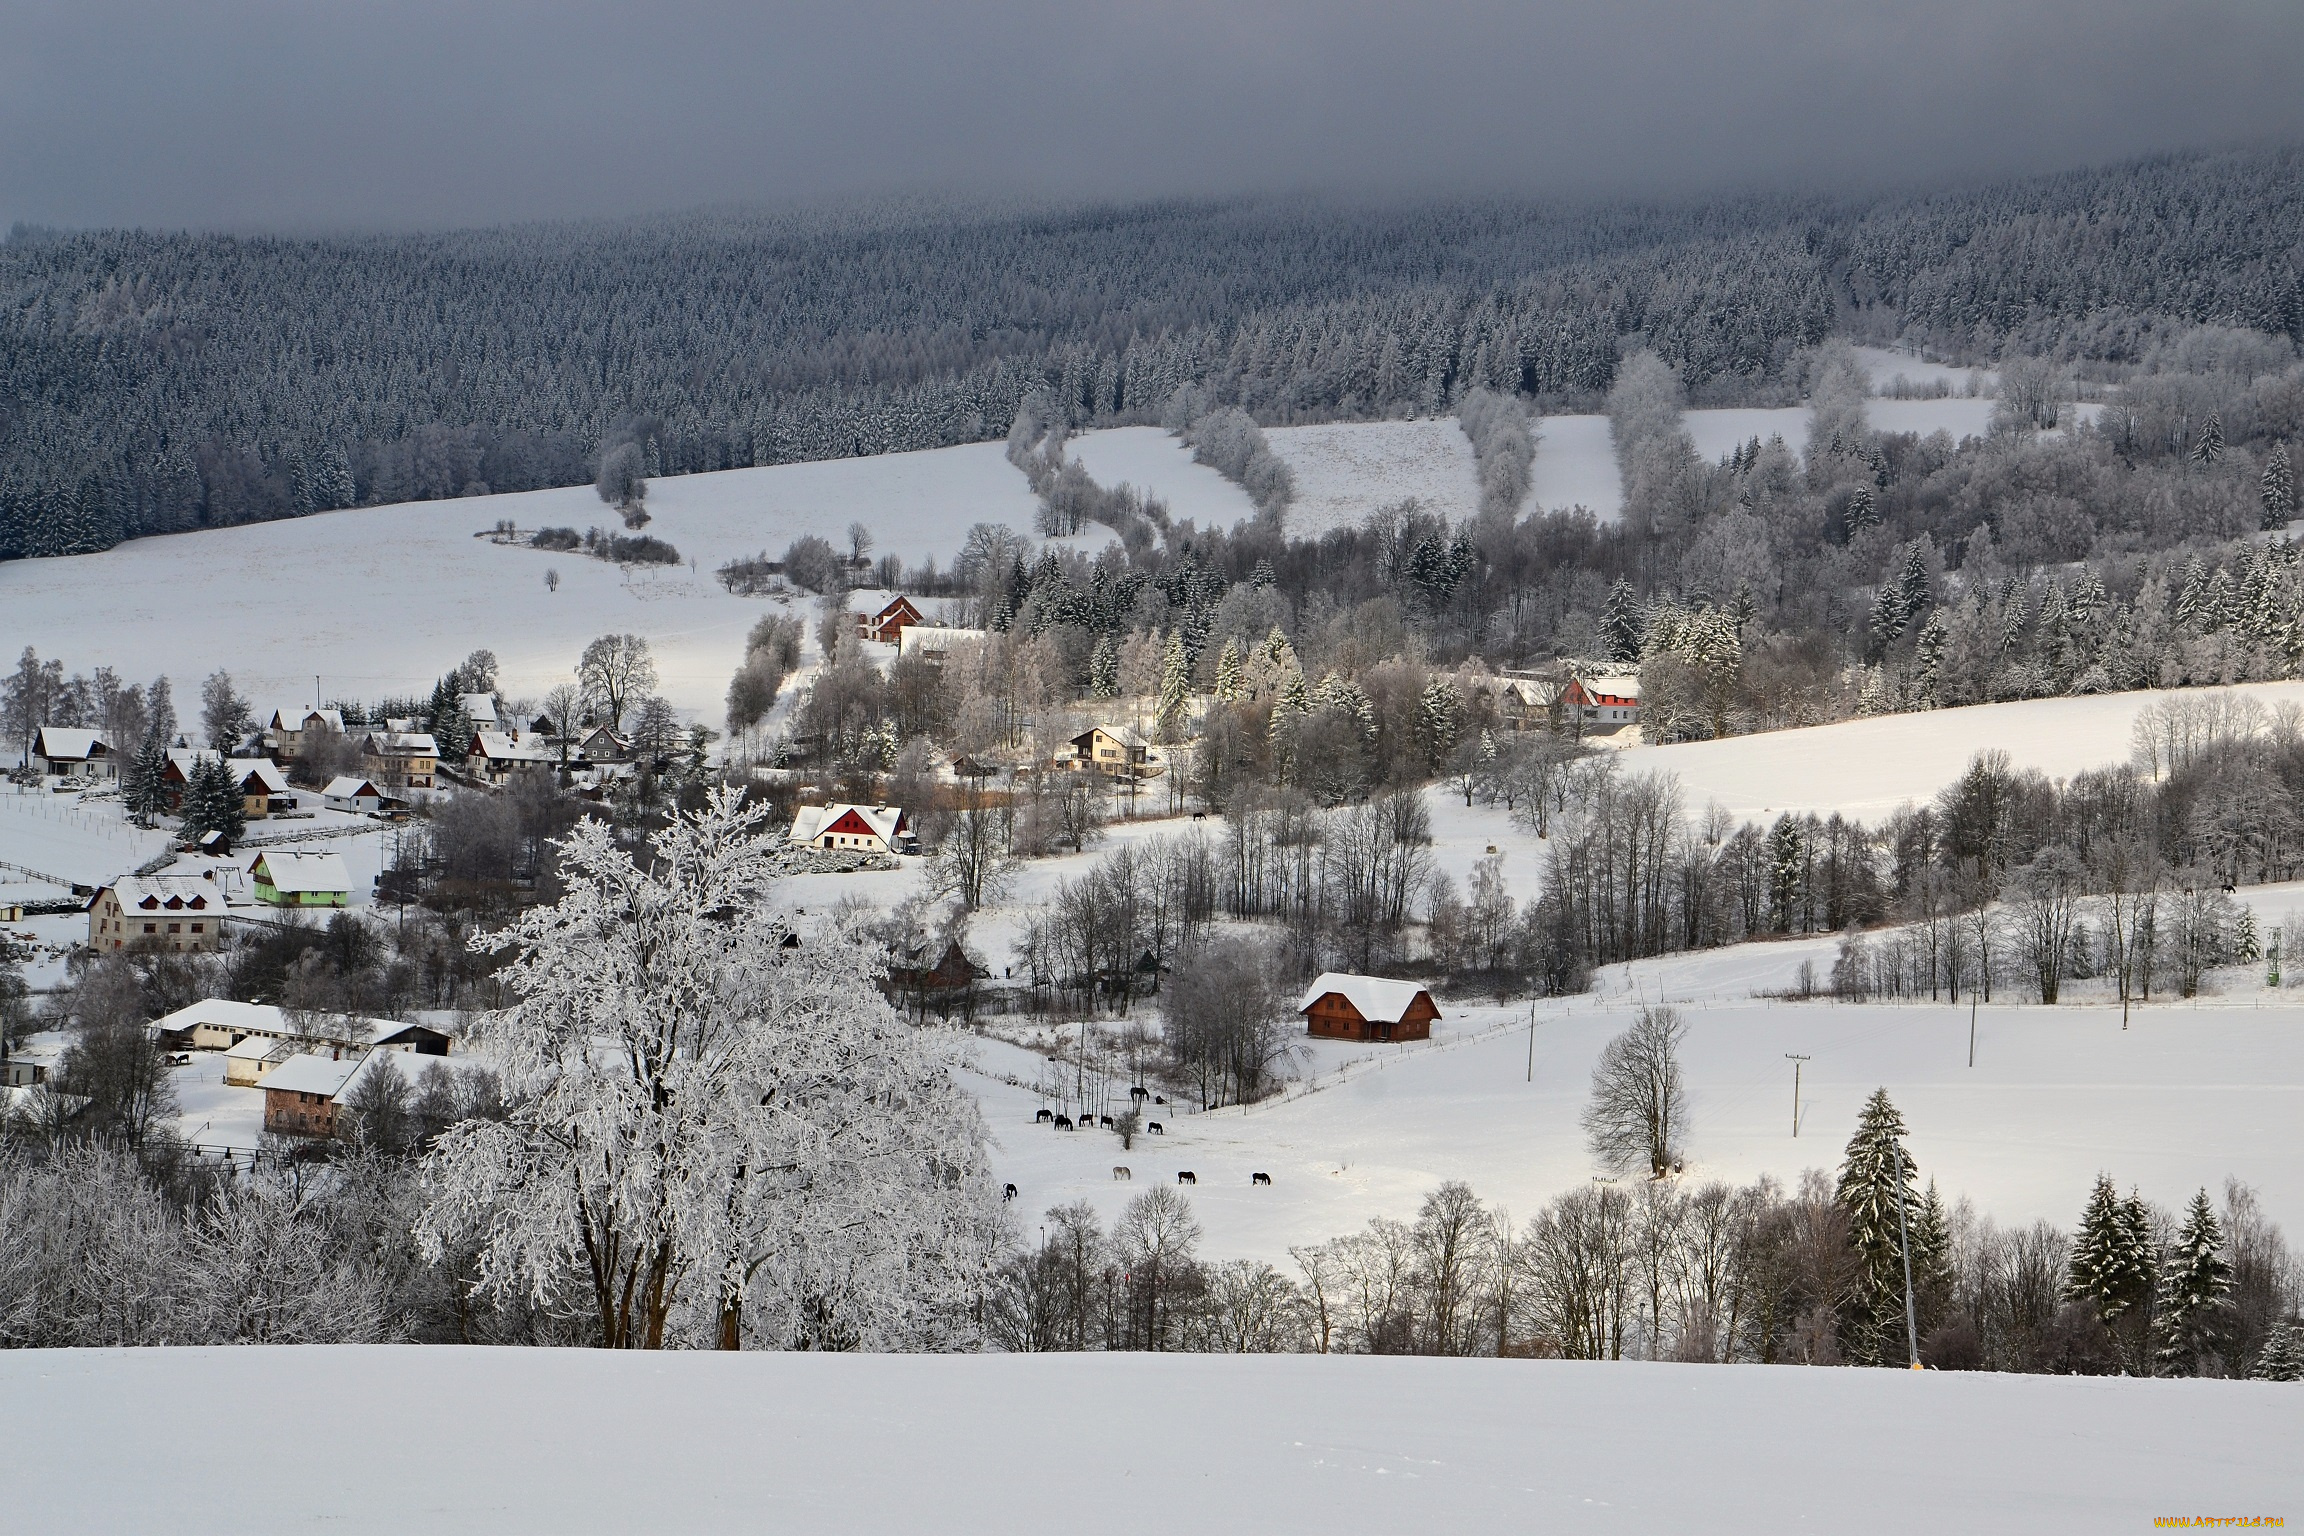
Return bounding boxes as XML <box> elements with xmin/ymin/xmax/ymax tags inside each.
<box><xmin>3</xmin><ymin>1347</ymin><xmax>2289</xmax><ymax>1534</ymax></box>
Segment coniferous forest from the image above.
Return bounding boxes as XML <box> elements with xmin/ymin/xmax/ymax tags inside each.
<box><xmin>2</xmin><ymin>145</ymin><xmax>2300</xmax><ymax>560</ymax></box>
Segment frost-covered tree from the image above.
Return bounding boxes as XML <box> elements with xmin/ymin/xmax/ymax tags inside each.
<box><xmin>1603</xmin><ymin>579</ymin><xmax>1644</xmax><ymax>663</ymax></box>
<box><xmin>1211</xmin><ymin>636</ymin><xmax>1242</xmax><ymax>702</ymax></box>
<box><xmin>2067</xmin><ymin>1174</ymin><xmax>2156</xmax><ymax>1346</ymax></box>
<box><xmin>416</xmin><ymin>790</ymin><xmax>1004</xmax><ymax>1350</ymax></box>
<box><xmin>198</xmin><ymin>669</ymin><xmax>251</xmax><ymax>751</ymax></box>
<box><xmin>2154</xmin><ymin>1188</ymin><xmax>2233</xmax><ymax>1375</ymax></box>
<box><xmin>2251</xmin><ymin>1322</ymin><xmax>2304</xmax><ymax>1380</ymax></box>
<box><xmin>1836</xmin><ymin>1088</ymin><xmax>1921</xmax><ymax>1365</ymax></box>
<box><xmin>2264</xmin><ymin>442</ymin><xmax>2297</xmax><ymax>530</ymax></box>
<box><xmin>1155</xmin><ymin>632</ymin><xmax>1191</xmax><ymax>739</ymax></box>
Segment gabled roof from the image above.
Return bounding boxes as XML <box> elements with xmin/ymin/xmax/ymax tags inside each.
<box><xmin>1571</xmin><ymin>675</ymin><xmax>1642</xmax><ymax>703</ymax></box>
<box><xmin>322</xmin><ymin>776</ymin><xmax>386</xmax><ymax>800</ymax></box>
<box><xmin>98</xmin><ymin>875</ymin><xmax>226</xmax><ymax>914</ymax></box>
<box><xmin>1073</xmin><ymin>724</ymin><xmax>1148</xmax><ymax>749</ymax></box>
<box><xmin>249</xmin><ymin>849</ymin><xmax>352</xmax><ymax>894</ymax></box>
<box><xmin>1295</xmin><ymin>972</ymin><xmax>1435</xmax><ymax>1025</ymax></box>
<box><xmin>259</xmin><ymin>1052</ymin><xmax>366</xmax><ymax>1098</ymax></box>
<box><xmin>458</xmin><ymin>693</ymin><xmax>499</xmax><ymax>725</ymax></box>
<box><xmin>469</xmin><ymin>730</ymin><xmax>554</xmax><ymax>764</ymax></box>
<box><xmin>149</xmin><ymin>997</ymin><xmax>401</xmax><ymax>1047</ymax></box>
<box><xmin>789</xmin><ymin>803</ymin><xmax>905</xmax><ymax>844</ymax></box>
<box><xmin>842</xmin><ymin>587</ymin><xmax>905</xmax><ymax>618</ymax></box>
<box><xmin>34</xmin><ymin>726</ymin><xmax>108</xmax><ymax>760</ymax></box>
<box><xmin>268</xmin><ymin>706</ymin><xmax>345</xmax><ymax>733</ymax></box>
<box><xmin>362</xmin><ymin>731</ymin><xmax>439</xmax><ymax>756</ymax></box>
<box><xmin>232</xmin><ymin>759</ymin><xmax>292</xmax><ymax>794</ymax></box>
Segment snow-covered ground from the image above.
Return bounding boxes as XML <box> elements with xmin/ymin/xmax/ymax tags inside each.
<box><xmin>1264</xmin><ymin>418</ymin><xmax>1485</xmax><ymax>539</ymax></box>
<box><xmin>0</xmin><ymin>786</ymin><xmax>169</xmax><ymax>887</ymax></box>
<box><xmin>2</xmin><ymin>1347</ymin><xmax>2288</xmax><ymax>1534</ymax></box>
<box><xmin>1626</xmin><ymin>680</ymin><xmax>2304</xmax><ymax>827</ymax></box>
<box><xmin>0</xmin><ymin>440</ymin><xmax>1071</xmax><ymax>720</ymax></box>
<box><xmin>1067</xmin><ymin>426</ymin><xmax>1257</xmax><ymax>526</ymax></box>
<box><xmin>1523</xmin><ymin>412</ymin><xmax>1619</xmax><ymax>519</ymax></box>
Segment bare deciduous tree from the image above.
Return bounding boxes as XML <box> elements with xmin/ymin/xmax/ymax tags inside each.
<box><xmin>1581</xmin><ymin>1005</ymin><xmax>1688</xmax><ymax>1179</ymax></box>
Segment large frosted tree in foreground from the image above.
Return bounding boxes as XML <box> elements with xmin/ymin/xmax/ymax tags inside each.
<box><xmin>417</xmin><ymin>789</ymin><xmax>1004</xmax><ymax>1350</ymax></box>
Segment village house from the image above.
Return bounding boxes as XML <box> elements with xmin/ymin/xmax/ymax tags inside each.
<box><xmin>1561</xmin><ymin>674</ymin><xmax>1642</xmax><ymax>732</ymax></box>
<box><xmin>261</xmin><ymin>1045</ymin><xmax>461</xmax><ymax>1139</ymax></box>
<box><xmin>883</xmin><ymin>939</ymin><xmax>991</xmax><ymax>1021</ymax></box>
<box><xmin>224</xmin><ymin>1017</ymin><xmax>449</xmax><ymax>1086</ymax></box>
<box><xmin>359</xmin><ymin>729</ymin><xmax>439</xmax><ymax>791</ymax></box>
<box><xmin>574</xmin><ymin>726</ymin><xmax>630</xmax><ymax>764</ymax></box>
<box><xmin>248</xmin><ymin>849</ymin><xmax>353</xmax><ymax>908</ymax></box>
<box><xmin>466</xmin><ymin>729</ymin><xmax>556</xmax><ymax>784</ymax></box>
<box><xmin>1</xmin><ymin>1038</ymin><xmax>64</xmax><ymax>1088</ymax></box>
<box><xmin>150</xmin><ymin>997</ymin><xmax>449</xmax><ymax>1058</ymax></box>
<box><xmin>846</xmin><ymin>589</ymin><xmax>925</xmax><ymax>644</ymax></box>
<box><xmin>788</xmin><ymin>803</ymin><xmax>912</xmax><ymax>855</ymax></box>
<box><xmin>31</xmin><ymin>726</ymin><xmax>116</xmax><ymax>781</ymax></box>
<box><xmin>1297</xmin><ymin>973</ymin><xmax>1440</xmax><ymax>1043</ymax></box>
<box><xmin>261</xmin><ymin>706</ymin><xmax>346</xmax><ymax>762</ymax></box>
<box><xmin>86</xmin><ymin>874</ymin><xmax>229</xmax><ymax>953</ymax></box>
<box><xmin>1062</xmin><ymin>724</ymin><xmax>1154</xmax><ymax>778</ymax></box>
<box><xmin>322</xmin><ymin>776</ymin><xmax>390</xmax><ymax>814</ymax></box>
<box><xmin>162</xmin><ymin>751</ymin><xmax>295</xmax><ymax>818</ymax></box>
<box><xmin>1496</xmin><ymin>676</ymin><xmax>1555</xmax><ymax>732</ymax></box>
<box><xmin>459</xmin><ymin>693</ymin><xmax>500</xmax><ymax>729</ymax></box>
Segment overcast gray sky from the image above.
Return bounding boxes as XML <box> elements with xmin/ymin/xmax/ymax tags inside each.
<box><xmin>5</xmin><ymin>0</ymin><xmax>2301</xmax><ymax>230</ymax></box>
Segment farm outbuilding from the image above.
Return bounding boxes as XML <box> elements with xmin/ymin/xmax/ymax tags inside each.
<box><xmin>1297</xmin><ymin>973</ymin><xmax>1439</xmax><ymax>1043</ymax></box>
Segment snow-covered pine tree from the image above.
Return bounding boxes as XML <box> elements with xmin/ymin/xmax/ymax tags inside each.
<box><xmin>1155</xmin><ymin>632</ymin><xmax>1190</xmax><ymax>737</ymax></box>
<box><xmin>181</xmin><ymin>756</ymin><xmax>246</xmax><ymax>843</ymax></box>
<box><xmin>2235</xmin><ymin>907</ymin><xmax>2261</xmax><ymax>963</ymax></box>
<box><xmin>1835</xmin><ymin>1087</ymin><xmax>1923</xmax><ymax>1365</ymax></box>
<box><xmin>123</xmin><ymin>731</ymin><xmax>171</xmax><ymax>824</ymax></box>
<box><xmin>2265</xmin><ymin>442</ymin><xmax>2297</xmax><ymax>531</ymax></box>
<box><xmin>2175</xmin><ymin>555</ymin><xmax>2209</xmax><ymax>630</ymax></box>
<box><xmin>1842</xmin><ymin>485</ymin><xmax>1878</xmax><ymax>537</ymax></box>
<box><xmin>2155</xmin><ymin>1188</ymin><xmax>2234</xmax><ymax>1375</ymax></box>
<box><xmin>2191</xmin><ymin>413</ymin><xmax>2224</xmax><ymax>465</ymax></box>
<box><xmin>1603</xmin><ymin>579</ymin><xmax>1643</xmax><ymax>663</ymax></box>
<box><xmin>2067</xmin><ymin>1174</ymin><xmax>2156</xmax><ymax>1338</ymax></box>
<box><xmin>1089</xmin><ymin>635</ymin><xmax>1119</xmax><ymax>698</ymax></box>
<box><xmin>1415</xmin><ymin>676</ymin><xmax>1461</xmax><ymax>768</ymax></box>
<box><xmin>2250</xmin><ymin>1321</ymin><xmax>2304</xmax><ymax>1380</ymax></box>
<box><xmin>1213</xmin><ymin>636</ymin><xmax>1242</xmax><ymax>702</ymax></box>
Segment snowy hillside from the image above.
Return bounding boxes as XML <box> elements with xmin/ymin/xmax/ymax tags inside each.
<box><xmin>1264</xmin><ymin>418</ymin><xmax>1485</xmax><ymax>538</ymax></box>
<box><xmin>4</xmin><ymin>1347</ymin><xmax>2288</xmax><ymax>1534</ymax></box>
<box><xmin>0</xmin><ymin>440</ymin><xmax>1066</xmax><ymax>720</ymax></box>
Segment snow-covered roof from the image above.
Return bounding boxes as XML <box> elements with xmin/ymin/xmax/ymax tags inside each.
<box><xmin>458</xmin><ymin>693</ymin><xmax>499</xmax><ymax>725</ymax></box>
<box><xmin>151</xmin><ymin>997</ymin><xmax>280</xmax><ymax>1036</ymax></box>
<box><xmin>1295</xmin><ymin>972</ymin><xmax>1435</xmax><ymax>1025</ymax></box>
<box><xmin>789</xmin><ymin>803</ymin><xmax>905</xmax><ymax>844</ymax></box>
<box><xmin>470</xmin><ymin>730</ymin><xmax>554</xmax><ymax>764</ymax></box>
<box><xmin>1077</xmin><ymin>724</ymin><xmax>1148</xmax><ymax>749</ymax></box>
<box><xmin>1577</xmin><ymin>674</ymin><xmax>1641</xmax><ymax>702</ymax></box>
<box><xmin>249</xmin><ymin>849</ymin><xmax>352</xmax><ymax>894</ymax></box>
<box><xmin>842</xmin><ymin>587</ymin><xmax>906</xmax><ymax>617</ymax></box>
<box><xmin>259</xmin><ymin>1052</ymin><xmax>366</xmax><ymax>1097</ymax></box>
<box><xmin>323</xmin><ymin>776</ymin><xmax>385</xmax><ymax>799</ymax></box>
<box><xmin>897</xmin><ymin>625</ymin><xmax>988</xmax><ymax>656</ymax></box>
<box><xmin>362</xmin><ymin>731</ymin><xmax>439</xmax><ymax>755</ymax></box>
<box><xmin>34</xmin><ymin>726</ymin><xmax>108</xmax><ymax>761</ymax></box>
<box><xmin>223</xmin><ymin>1034</ymin><xmax>285</xmax><ymax>1061</ymax></box>
<box><xmin>234</xmin><ymin>759</ymin><xmax>291</xmax><ymax>794</ymax></box>
<box><xmin>98</xmin><ymin>875</ymin><xmax>227</xmax><ymax>915</ymax></box>
<box><xmin>267</xmin><ymin>706</ymin><xmax>344</xmax><ymax>733</ymax></box>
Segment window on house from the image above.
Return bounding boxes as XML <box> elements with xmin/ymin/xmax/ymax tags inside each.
<box><xmin>144</xmin><ymin>923</ymin><xmax>157</xmax><ymax>933</ymax></box>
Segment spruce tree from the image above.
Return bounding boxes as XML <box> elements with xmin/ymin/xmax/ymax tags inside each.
<box><xmin>1416</xmin><ymin>677</ymin><xmax>1460</xmax><ymax>768</ymax></box>
<box><xmin>2067</xmin><ymin>1175</ymin><xmax>2155</xmax><ymax>1335</ymax></box>
<box><xmin>2264</xmin><ymin>442</ymin><xmax>2297</xmax><ymax>531</ymax></box>
<box><xmin>1603</xmin><ymin>579</ymin><xmax>1643</xmax><ymax>663</ymax></box>
<box><xmin>1089</xmin><ymin>635</ymin><xmax>1119</xmax><ymax>698</ymax></box>
<box><xmin>2191</xmin><ymin>413</ymin><xmax>2224</xmax><ymax>466</ymax></box>
<box><xmin>2249</xmin><ymin>1322</ymin><xmax>2304</xmax><ymax>1381</ymax></box>
<box><xmin>1212</xmin><ymin>637</ymin><xmax>1242</xmax><ymax>702</ymax></box>
<box><xmin>1155</xmin><ymin>633</ymin><xmax>1190</xmax><ymax>737</ymax></box>
<box><xmin>2154</xmin><ymin>1188</ymin><xmax>2232</xmax><ymax>1375</ymax></box>
<box><xmin>1842</xmin><ymin>485</ymin><xmax>1878</xmax><ymax>537</ymax></box>
<box><xmin>1835</xmin><ymin>1087</ymin><xmax>1922</xmax><ymax>1366</ymax></box>
<box><xmin>123</xmin><ymin>731</ymin><xmax>171</xmax><ymax>825</ymax></box>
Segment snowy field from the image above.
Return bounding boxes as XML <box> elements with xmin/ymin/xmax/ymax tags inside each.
<box><xmin>1627</xmin><ymin>680</ymin><xmax>2304</xmax><ymax>826</ymax></box>
<box><xmin>0</xmin><ymin>440</ymin><xmax>1073</xmax><ymax>720</ymax></box>
<box><xmin>1067</xmin><ymin>426</ymin><xmax>1258</xmax><ymax>526</ymax></box>
<box><xmin>0</xmin><ymin>787</ymin><xmax>168</xmax><ymax>887</ymax></box>
<box><xmin>1263</xmin><ymin>418</ymin><xmax>1485</xmax><ymax>538</ymax></box>
<box><xmin>3</xmin><ymin>1347</ymin><xmax>2289</xmax><ymax>1534</ymax></box>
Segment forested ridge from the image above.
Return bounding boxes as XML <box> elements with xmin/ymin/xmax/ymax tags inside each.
<box><xmin>3</xmin><ymin>146</ymin><xmax>2300</xmax><ymax>559</ymax></box>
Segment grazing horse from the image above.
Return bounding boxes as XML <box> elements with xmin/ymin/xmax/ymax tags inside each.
<box><xmin>1098</xmin><ymin>1115</ymin><xmax>1114</xmax><ymax>1128</ymax></box>
<box><xmin>1177</xmin><ymin>1171</ymin><xmax>1197</xmax><ymax>1185</ymax></box>
<box><xmin>1129</xmin><ymin>1085</ymin><xmax>1149</xmax><ymax>1100</ymax></box>
<box><xmin>1153</xmin><ymin>1095</ymin><xmax>1168</xmax><ymax>1106</ymax></box>
<box><xmin>1112</xmin><ymin>1166</ymin><xmax>1132</xmax><ymax>1181</ymax></box>
<box><xmin>1003</xmin><ymin>1183</ymin><xmax>1018</xmax><ymax>1201</ymax></box>
<box><xmin>1053</xmin><ymin>1114</ymin><xmax>1073</xmax><ymax>1130</ymax></box>
<box><xmin>1251</xmin><ymin>1172</ymin><xmax>1272</xmax><ymax>1186</ymax></box>
<box><xmin>1147</xmin><ymin>1121</ymin><xmax>1163</xmax><ymax>1135</ymax></box>
<box><xmin>1035</xmin><ymin>1108</ymin><xmax>1053</xmax><ymax>1123</ymax></box>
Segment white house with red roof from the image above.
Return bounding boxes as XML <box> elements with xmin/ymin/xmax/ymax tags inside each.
<box><xmin>1561</xmin><ymin>674</ymin><xmax>1642</xmax><ymax>730</ymax></box>
<box><xmin>788</xmin><ymin>803</ymin><xmax>911</xmax><ymax>855</ymax></box>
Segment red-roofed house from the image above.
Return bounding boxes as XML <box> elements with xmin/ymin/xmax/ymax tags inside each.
<box><xmin>788</xmin><ymin>803</ymin><xmax>911</xmax><ymax>855</ymax></box>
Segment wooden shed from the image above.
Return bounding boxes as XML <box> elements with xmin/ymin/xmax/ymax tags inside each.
<box><xmin>1297</xmin><ymin>973</ymin><xmax>1440</xmax><ymax>1043</ymax></box>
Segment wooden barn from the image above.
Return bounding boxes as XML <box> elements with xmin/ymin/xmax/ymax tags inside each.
<box><xmin>1297</xmin><ymin>973</ymin><xmax>1439</xmax><ymax>1043</ymax></box>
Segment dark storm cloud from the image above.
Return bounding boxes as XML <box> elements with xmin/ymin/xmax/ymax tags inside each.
<box><xmin>5</xmin><ymin>0</ymin><xmax>2302</xmax><ymax>229</ymax></box>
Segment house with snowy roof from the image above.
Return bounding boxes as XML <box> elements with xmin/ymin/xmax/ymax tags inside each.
<box><xmin>248</xmin><ymin>849</ymin><xmax>352</xmax><ymax>908</ymax></box>
<box><xmin>31</xmin><ymin>726</ymin><xmax>116</xmax><ymax>781</ymax></box>
<box><xmin>466</xmin><ymin>729</ymin><xmax>557</xmax><ymax>783</ymax></box>
<box><xmin>322</xmin><ymin>776</ymin><xmax>390</xmax><ymax>814</ymax></box>
<box><xmin>846</xmin><ymin>590</ymin><xmax>925</xmax><ymax>644</ymax></box>
<box><xmin>262</xmin><ymin>1045</ymin><xmax>465</xmax><ymax>1139</ymax></box>
<box><xmin>459</xmin><ymin>693</ymin><xmax>500</xmax><ymax>728</ymax></box>
<box><xmin>1297</xmin><ymin>973</ymin><xmax>1439</xmax><ymax>1043</ymax></box>
<box><xmin>86</xmin><ymin>874</ymin><xmax>229</xmax><ymax>953</ymax></box>
<box><xmin>1561</xmin><ymin>674</ymin><xmax>1641</xmax><ymax>732</ymax></box>
<box><xmin>788</xmin><ymin>803</ymin><xmax>912</xmax><ymax>855</ymax></box>
<box><xmin>261</xmin><ymin>706</ymin><xmax>345</xmax><ymax>761</ymax></box>
<box><xmin>163</xmin><ymin>750</ymin><xmax>295</xmax><ymax>818</ymax></box>
<box><xmin>1061</xmin><ymin>725</ymin><xmax>1154</xmax><ymax>777</ymax></box>
<box><xmin>359</xmin><ymin>729</ymin><xmax>438</xmax><ymax>790</ymax></box>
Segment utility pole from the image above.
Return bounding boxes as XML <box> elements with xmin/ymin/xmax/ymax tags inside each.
<box><xmin>1968</xmin><ymin>990</ymin><xmax>1978</xmax><ymax>1068</ymax></box>
<box><xmin>1891</xmin><ymin>1136</ymin><xmax>1922</xmax><ymax>1370</ymax></box>
<box><xmin>1785</xmin><ymin>1053</ymin><xmax>1810</xmax><ymax>1137</ymax></box>
<box><xmin>1526</xmin><ymin>1004</ymin><xmax>1537</xmax><ymax>1083</ymax></box>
